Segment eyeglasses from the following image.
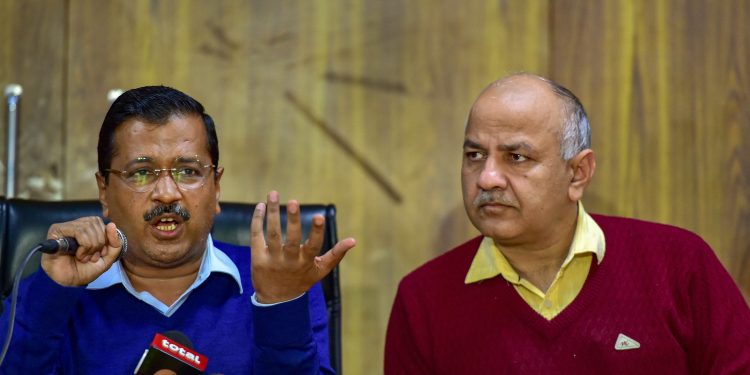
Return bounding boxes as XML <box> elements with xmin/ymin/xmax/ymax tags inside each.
<box><xmin>106</xmin><ymin>156</ymin><xmax>217</xmax><ymax>192</ymax></box>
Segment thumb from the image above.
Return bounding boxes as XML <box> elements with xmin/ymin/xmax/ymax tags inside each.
<box><xmin>315</xmin><ymin>237</ymin><xmax>356</xmax><ymax>275</ymax></box>
<box><xmin>103</xmin><ymin>223</ymin><xmax>124</xmax><ymax>264</ymax></box>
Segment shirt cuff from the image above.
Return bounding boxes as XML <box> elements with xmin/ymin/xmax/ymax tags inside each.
<box><xmin>250</xmin><ymin>292</ymin><xmax>306</xmax><ymax>307</ymax></box>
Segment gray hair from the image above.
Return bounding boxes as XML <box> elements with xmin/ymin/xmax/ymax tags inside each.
<box><xmin>537</xmin><ymin>76</ymin><xmax>592</xmax><ymax>161</ymax></box>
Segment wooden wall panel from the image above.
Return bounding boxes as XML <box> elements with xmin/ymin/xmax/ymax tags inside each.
<box><xmin>3</xmin><ymin>0</ymin><xmax>746</xmax><ymax>372</ymax></box>
<box><xmin>551</xmin><ymin>0</ymin><xmax>750</xmax><ymax>299</ymax></box>
<box><xmin>0</xmin><ymin>0</ymin><xmax>66</xmax><ymax>199</ymax></box>
<box><xmin>63</xmin><ymin>1</ymin><xmax>548</xmax><ymax>372</ymax></box>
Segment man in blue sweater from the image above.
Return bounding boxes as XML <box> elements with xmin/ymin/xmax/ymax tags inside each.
<box><xmin>0</xmin><ymin>86</ymin><xmax>355</xmax><ymax>374</ymax></box>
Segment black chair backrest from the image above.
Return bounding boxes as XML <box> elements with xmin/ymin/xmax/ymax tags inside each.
<box><xmin>0</xmin><ymin>199</ymin><xmax>342</xmax><ymax>374</ymax></box>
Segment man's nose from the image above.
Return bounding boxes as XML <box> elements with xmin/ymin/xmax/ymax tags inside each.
<box><xmin>150</xmin><ymin>170</ymin><xmax>183</xmax><ymax>202</ymax></box>
<box><xmin>477</xmin><ymin>157</ymin><xmax>508</xmax><ymax>190</ymax></box>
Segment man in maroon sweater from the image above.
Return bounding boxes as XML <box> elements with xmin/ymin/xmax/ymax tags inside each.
<box><xmin>384</xmin><ymin>73</ymin><xmax>750</xmax><ymax>374</ymax></box>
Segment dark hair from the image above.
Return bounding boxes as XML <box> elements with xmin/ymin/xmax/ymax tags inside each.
<box><xmin>97</xmin><ymin>86</ymin><xmax>219</xmax><ymax>180</ymax></box>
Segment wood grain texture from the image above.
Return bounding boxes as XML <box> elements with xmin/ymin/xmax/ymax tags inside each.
<box><xmin>551</xmin><ymin>0</ymin><xmax>750</xmax><ymax>299</ymax></box>
<box><xmin>3</xmin><ymin>0</ymin><xmax>746</xmax><ymax>373</ymax></box>
<box><xmin>61</xmin><ymin>1</ymin><xmax>548</xmax><ymax>373</ymax></box>
<box><xmin>0</xmin><ymin>0</ymin><xmax>66</xmax><ymax>199</ymax></box>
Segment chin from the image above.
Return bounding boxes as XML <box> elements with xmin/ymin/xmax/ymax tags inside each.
<box><xmin>148</xmin><ymin>253</ymin><xmax>187</xmax><ymax>267</ymax></box>
<box><xmin>472</xmin><ymin>218</ymin><xmax>522</xmax><ymax>242</ymax></box>
<box><xmin>143</xmin><ymin>245</ymin><xmax>192</xmax><ymax>265</ymax></box>
<box><xmin>483</xmin><ymin>226</ymin><xmax>520</xmax><ymax>238</ymax></box>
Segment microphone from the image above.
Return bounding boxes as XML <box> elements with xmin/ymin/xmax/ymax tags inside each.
<box><xmin>134</xmin><ymin>331</ymin><xmax>208</xmax><ymax>375</ymax></box>
<box><xmin>37</xmin><ymin>228</ymin><xmax>128</xmax><ymax>260</ymax></box>
<box><xmin>38</xmin><ymin>237</ymin><xmax>78</xmax><ymax>254</ymax></box>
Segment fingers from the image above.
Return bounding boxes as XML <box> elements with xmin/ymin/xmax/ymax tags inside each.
<box><xmin>302</xmin><ymin>215</ymin><xmax>326</xmax><ymax>259</ymax></box>
<box><xmin>265</xmin><ymin>191</ymin><xmax>282</xmax><ymax>250</ymax></box>
<box><xmin>285</xmin><ymin>200</ymin><xmax>302</xmax><ymax>248</ymax></box>
<box><xmin>250</xmin><ymin>202</ymin><xmax>267</xmax><ymax>252</ymax></box>
<box><xmin>78</xmin><ymin>217</ymin><xmax>107</xmax><ymax>262</ymax></box>
<box><xmin>48</xmin><ymin>216</ymin><xmax>107</xmax><ymax>262</ymax></box>
<box><xmin>249</xmin><ymin>191</ymin><xmax>356</xmax><ymax>301</ymax></box>
<box><xmin>257</xmin><ymin>192</ymin><xmax>303</xmax><ymax>257</ymax></box>
<box><xmin>315</xmin><ymin>237</ymin><xmax>356</xmax><ymax>274</ymax></box>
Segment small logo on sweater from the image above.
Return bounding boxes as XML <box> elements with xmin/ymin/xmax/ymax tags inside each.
<box><xmin>614</xmin><ymin>333</ymin><xmax>640</xmax><ymax>350</ymax></box>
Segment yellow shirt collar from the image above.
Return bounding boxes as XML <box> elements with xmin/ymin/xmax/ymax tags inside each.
<box><xmin>465</xmin><ymin>202</ymin><xmax>605</xmax><ymax>284</ymax></box>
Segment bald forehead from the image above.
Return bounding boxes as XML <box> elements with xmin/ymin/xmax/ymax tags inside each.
<box><xmin>468</xmin><ymin>75</ymin><xmax>562</xmax><ymax>130</ymax></box>
<box><xmin>479</xmin><ymin>75</ymin><xmax>556</xmax><ymax>107</ymax></box>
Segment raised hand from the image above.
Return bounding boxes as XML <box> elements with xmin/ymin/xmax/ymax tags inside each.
<box><xmin>250</xmin><ymin>191</ymin><xmax>356</xmax><ymax>304</ymax></box>
<box><xmin>41</xmin><ymin>217</ymin><xmax>123</xmax><ymax>287</ymax></box>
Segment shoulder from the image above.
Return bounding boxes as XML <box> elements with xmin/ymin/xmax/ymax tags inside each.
<box><xmin>211</xmin><ymin>240</ymin><xmax>252</xmax><ymax>290</ymax></box>
<box><xmin>592</xmin><ymin>213</ymin><xmax>700</xmax><ymax>236</ymax></box>
<box><xmin>591</xmin><ymin>214</ymin><xmax>705</xmax><ymax>243</ymax></box>
<box><xmin>398</xmin><ymin>236</ymin><xmax>483</xmax><ymax>293</ymax></box>
<box><xmin>590</xmin><ymin>213</ymin><xmax>717</xmax><ymax>268</ymax></box>
<box><xmin>213</xmin><ymin>240</ymin><xmax>249</xmax><ymax>263</ymax></box>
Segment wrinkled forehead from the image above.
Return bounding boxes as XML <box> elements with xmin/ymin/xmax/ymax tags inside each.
<box><xmin>111</xmin><ymin>115</ymin><xmax>211</xmax><ymax>165</ymax></box>
<box><xmin>479</xmin><ymin>76</ymin><xmax>559</xmax><ymax>111</ymax></box>
<box><xmin>467</xmin><ymin>77</ymin><xmax>563</xmax><ymax>134</ymax></box>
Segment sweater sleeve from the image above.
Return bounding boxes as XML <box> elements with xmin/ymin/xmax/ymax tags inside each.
<box><xmin>384</xmin><ymin>277</ymin><xmax>434</xmax><ymax>375</ymax></box>
<box><xmin>681</xmin><ymin>238</ymin><xmax>750</xmax><ymax>374</ymax></box>
<box><xmin>252</xmin><ymin>282</ymin><xmax>334</xmax><ymax>374</ymax></box>
<box><xmin>0</xmin><ymin>269</ymin><xmax>84</xmax><ymax>374</ymax></box>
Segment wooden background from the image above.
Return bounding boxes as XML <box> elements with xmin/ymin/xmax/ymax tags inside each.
<box><xmin>1</xmin><ymin>1</ymin><xmax>748</xmax><ymax>373</ymax></box>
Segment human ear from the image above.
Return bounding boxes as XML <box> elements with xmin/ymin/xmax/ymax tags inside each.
<box><xmin>213</xmin><ymin>167</ymin><xmax>224</xmax><ymax>214</ymax></box>
<box><xmin>95</xmin><ymin>172</ymin><xmax>110</xmax><ymax>218</ymax></box>
<box><xmin>568</xmin><ymin>149</ymin><xmax>596</xmax><ymax>202</ymax></box>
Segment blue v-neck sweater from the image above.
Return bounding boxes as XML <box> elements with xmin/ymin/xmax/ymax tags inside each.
<box><xmin>0</xmin><ymin>241</ymin><xmax>333</xmax><ymax>374</ymax></box>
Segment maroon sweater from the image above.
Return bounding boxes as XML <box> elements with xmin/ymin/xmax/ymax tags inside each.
<box><xmin>385</xmin><ymin>215</ymin><xmax>750</xmax><ymax>374</ymax></box>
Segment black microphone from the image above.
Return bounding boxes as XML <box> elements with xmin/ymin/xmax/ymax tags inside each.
<box><xmin>37</xmin><ymin>228</ymin><xmax>128</xmax><ymax>259</ymax></box>
<box><xmin>38</xmin><ymin>237</ymin><xmax>78</xmax><ymax>254</ymax></box>
<box><xmin>135</xmin><ymin>330</ymin><xmax>207</xmax><ymax>375</ymax></box>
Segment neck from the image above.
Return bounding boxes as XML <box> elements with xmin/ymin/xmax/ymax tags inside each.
<box><xmin>496</xmin><ymin>205</ymin><xmax>579</xmax><ymax>292</ymax></box>
<box><xmin>121</xmin><ymin>255</ymin><xmax>202</xmax><ymax>306</ymax></box>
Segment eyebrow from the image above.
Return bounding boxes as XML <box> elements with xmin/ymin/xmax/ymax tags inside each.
<box><xmin>123</xmin><ymin>155</ymin><xmax>202</xmax><ymax>168</ymax></box>
<box><xmin>497</xmin><ymin>142</ymin><xmax>533</xmax><ymax>152</ymax></box>
<box><xmin>123</xmin><ymin>156</ymin><xmax>154</xmax><ymax>168</ymax></box>
<box><xmin>175</xmin><ymin>155</ymin><xmax>202</xmax><ymax>163</ymax></box>
<box><xmin>463</xmin><ymin>139</ymin><xmax>484</xmax><ymax>149</ymax></box>
<box><xmin>463</xmin><ymin>139</ymin><xmax>534</xmax><ymax>152</ymax></box>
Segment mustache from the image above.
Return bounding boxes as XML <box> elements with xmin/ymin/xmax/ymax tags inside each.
<box><xmin>473</xmin><ymin>190</ymin><xmax>515</xmax><ymax>207</ymax></box>
<box><xmin>143</xmin><ymin>203</ymin><xmax>191</xmax><ymax>222</ymax></box>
